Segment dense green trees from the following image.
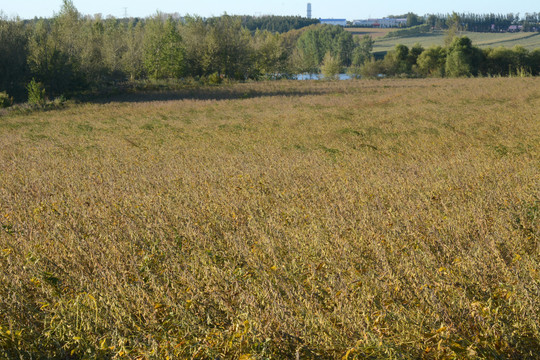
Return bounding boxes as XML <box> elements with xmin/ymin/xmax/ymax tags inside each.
<box><xmin>417</xmin><ymin>46</ymin><xmax>446</xmax><ymax>77</ymax></box>
<box><xmin>0</xmin><ymin>15</ymin><xmax>28</xmax><ymax>99</ymax></box>
<box><xmin>2</xmin><ymin>2</ymin><xmax>540</xmax><ymax>104</ymax></box>
<box><xmin>239</xmin><ymin>15</ymin><xmax>319</xmax><ymax>33</ymax></box>
<box><xmin>143</xmin><ymin>15</ymin><xmax>185</xmax><ymax>79</ymax></box>
<box><xmin>295</xmin><ymin>24</ymin><xmax>355</xmax><ymax>72</ymax></box>
<box><xmin>413</xmin><ymin>12</ymin><xmax>540</xmax><ymax>32</ymax></box>
<box><xmin>0</xmin><ymin>3</ymin><xmax>330</xmax><ymax>101</ymax></box>
<box><xmin>445</xmin><ymin>36</ymin><xmax>483</xmax><ymax>77</ymax></box>
<box><xmin>360</xmin><ymin>36</ymin><xmax>540</xmax><ymax>78</ymax></box>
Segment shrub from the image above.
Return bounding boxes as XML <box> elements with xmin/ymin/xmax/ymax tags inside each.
<box><xmin>321</xmin><ymin>52</ymin><xmax>341</xmax><ymax>80</ymax></box>
<box><xmin>360</xmin><ymin>58</ymin><xmax>385</xmax><ymax>78</ymax></box>
<box><xmin>27</xmin><ymin>79</ymin><xmax>46</xmax><ymax>106</ymax></box>
<box><xmin>0</xmin><ymin>91</ymin><xmax>13</xmax><ymax>108</ymax></box>
<box><xmin>207</xmin><ymin>72</ymin><xmax>223</xmax><ymax>85</ymax></box>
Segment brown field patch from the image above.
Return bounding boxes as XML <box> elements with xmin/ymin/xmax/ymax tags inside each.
<box><xmin>1</xmin><ymin>78</ymin><xmax>539</xmax><ymax>359</ymax></box>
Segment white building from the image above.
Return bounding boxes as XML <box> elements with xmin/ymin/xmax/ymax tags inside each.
<box><xmin>320</xmin><ymin>18</ymin><xmax>348</xmax><ymax>26</ymax></box>
<box><xmin>353</xmin><ymin>18</ymin><xmax>406</xmax><ymax>28</ymax></box>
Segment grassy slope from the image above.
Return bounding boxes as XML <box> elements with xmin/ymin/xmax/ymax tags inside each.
<box><xmin>1</xmin><ymin>79</ymin><xmax>539</xmax><ymax>359</ymax></box>
<box><xmin>366</xmin><ymin>30</ymin><xmax>540</xmax><ymax>53</ymax></box>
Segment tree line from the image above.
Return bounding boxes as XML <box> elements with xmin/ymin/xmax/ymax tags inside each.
<box><xmin>360</xmin><ymin>37</ymin><xmax>540</xmax><ymax>78</ymax></box>
<box><xmin>1</xmin><ymin>1</ymin><xmax>540</xmax><ymax>105</ymax></box>
<box><xmin>238</xmin><ymin>15</ymin><xmax>319</xmax><ymax>33</ymax></box>
<box><xmin>392</xmin><ymin>12</ymin><xmax>540</xmax><ymax>32</ymax></box>
<box><xmin>0</xmin><ymin>1</ymin><xmax>370</xmax><ymax>102</ymax></box>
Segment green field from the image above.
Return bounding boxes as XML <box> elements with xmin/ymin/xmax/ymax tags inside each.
<box><xmin>364</xmin><ymin>30</ymin><xmax>540</xmax><ymax>54</ymax></box>
<box><xmin>1</xmin><ymin>78</ymin><xmax>539</xmax><ymax>359</ymax></box>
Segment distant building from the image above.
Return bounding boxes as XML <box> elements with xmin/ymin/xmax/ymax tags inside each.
<box><xmin>307</xmin><ymin>3</ymin><xmax>312</xmax><ymax>19</ymax></box>
<box><xmin>353</xmin><ymin>18</ymin><xmax>406</xmax><ymax>28</ymax></box>
<box><xmin>508</xmin><ymin>25</ymin><xmax>523</xmax><ymax>32</ymax></box>
<box><xmin>320</xmin><ymin>18</ymin><xmax>347</xmax><ymax>26</ymax></box>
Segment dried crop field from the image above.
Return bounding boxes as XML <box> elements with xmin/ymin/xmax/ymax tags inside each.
<box><xmin>1</xmin><ymin>78</ymin><xmax>539</xmax><ymax>359</ymax></box>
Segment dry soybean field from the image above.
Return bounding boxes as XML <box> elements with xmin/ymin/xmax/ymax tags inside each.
<box><xmin>1</xmin><ymin>78</ymin><xmax>539</xmax><ymax>359</ymax></box>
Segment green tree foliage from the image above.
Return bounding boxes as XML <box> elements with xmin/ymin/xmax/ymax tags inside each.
<box><xmin>27</xmin><ymin>19</ymin><xmax>80</xmax><ymax>97</ymax></box>
<box><xmin>0</xmin><ymin>91</ymin><xmax>13</xmax><ymax>108</ymax></box>
<box><xmin>445</xmin><ymin>36</ymin><xmax>483</xmax><ymax>77</ymax></box>
<box><xmin>352</xmin><ymin>35</ymin><xmax>374</xmax><ymax>67</ymax></box>
<box><xmin>529</xmin><ymin>49</ymin><xmax>540</xmax><ymax>76</ymax></box>
<box><xmin>296</xmin><ymin>24</ymin><xmax>355</xmax><ymax>73</ymax></box>
<box><xmin>79</xmin><ymin>16</ymin><xmax>108</xmax><ymax>85</ymax></box>
<box><xmin>204</xmin><ymin>15</ymin><xmax>253</xmax><ymax>79</ymax></box>
<box><xmin>417</xmin><ymin>46</ymin><xmax>447</xmax><ymax>77</ymax></box>
<box><xmin>348</xmin><ymin>35</ymin><xmax>374</xmax><ymax>78</ymax></box>
<box><xmin>426</xmin><ymin>12</ymin><xmax>539</xmax><ymax>32</ymax></box>
<box><xmin>180</xmin><ymin>16</ymin><xmax>209</xmax><ymax>78</ymax></box>
<box><xmin>121</xmin><ymin>20</ymin><xmax>145</xmax><ymax>81</ymax></box>
<box><xmin>444</xmin><ymin>12</ymin><xmax>462</xmax><ymax>47</ymax></box>
<box><xmin>408</xmin><ymin>43</ymin><xmax>425</xmax><ymax>71</ymax></box>
<box><xmin>0</xmin><ymin>15</ymin><xmax>28</xmax><ymax>100</ymax></box>
<box><xmin>359</xmin><ymin>58</ymin><xmax>385</xmax><ymax>78</ymax></box>
<box><xmin>27</xmin><ymin>78</ymin><xmax>46</xmax><ymax>106</ymax></box>
<box><xmin>3</xmin><ymin>3</ymin><xmax>540</xmax><ymax>102</ymax></box>
<box><xmin>320</xmin><ymin>52</ymin><xmax>342</xmax><ymax>79</ymax></box>
<box><xmin>382</xmin><ymin>44</ymin><xmax>411</xmax><ymax>76</ymax></box>
<box><xmin>143</xmin><ymin>15</ymin><xmax>185</xmax><ymax>79</ymax></box>
<box><xmin>406</xmin><ymin>13</ymin><xmax>422</xmax><ymax>27</ymax></box>
<box><xmin>483</xmin><ymin>47</ymin><xmax>519</xmax><ymax>76</ymax></box>
<box><xmin>252</xmin><ymin>30</ymin><xmax>289</xmax><ymax>79</ymax></box>
<box><xmin>239</xmin><ymin>15</ymin><xmax>319</xmax><ymax>33</ymax></box>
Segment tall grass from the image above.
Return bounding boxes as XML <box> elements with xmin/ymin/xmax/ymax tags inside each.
<box><xmin>1</xmin><ymin>78</ymin><xmax>539</xmax><ymax>359</ymax></box>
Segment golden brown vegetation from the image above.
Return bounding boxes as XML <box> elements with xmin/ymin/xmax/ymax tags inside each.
<box><xmin>1</xmin><ymin>78</ymin><xmax>539</xmax><ymax>359</ymax></box>
<box><xmin>345</xmin><ymin>28</ymin><xmax>395</xmax><ymax>39</ymax></box>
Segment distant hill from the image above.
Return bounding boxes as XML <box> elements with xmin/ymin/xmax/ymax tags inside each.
<box><xmin>347</xmin><ymin>28</ymin><xmax>540</xmax><ymax>55</ymax></box>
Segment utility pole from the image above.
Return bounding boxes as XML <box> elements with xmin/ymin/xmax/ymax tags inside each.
<box><xmin>123</xmin><ymin>7</ymin><xmax>128</xmax><ymax>18</ymax></box>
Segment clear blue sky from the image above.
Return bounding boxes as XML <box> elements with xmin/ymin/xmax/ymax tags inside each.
<box><xmin>1</xmin><ymin>0</ymin><xmax>538</xmax><ymax>20</ymax></box>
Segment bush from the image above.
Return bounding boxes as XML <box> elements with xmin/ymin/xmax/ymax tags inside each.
<box><xmin>0</xmin><ymin>91</ymin><xmax>13</xmax><ymax>108</ymax></box>
<box><xmin>27</xmin><ymin>79</ymin><xmax>46</xmax><ymax>106</ymax></box>
<box><xmin>321</xmin><ymin>52</ymin><xmax>342</xmax><ymax>80</ymax></box>
<box><xmin>207</xmin><ymin>72</ymin><xmax>223</xmax><ymax>85</ymax></box>
<box><xmin>360</xmin><ymin>59</ymin><xmax>385</xmax><ymax>78</ymax></box>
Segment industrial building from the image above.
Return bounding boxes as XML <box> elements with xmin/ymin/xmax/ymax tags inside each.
<box><xmin>319</xmin><ymin>19</ymin><xmax>348</xmax><ymax>26</ymax></box>
<box><xmin>352</xmin><ymin>18</ymin><xmax>407</xmax><ymax>28</ymax></box>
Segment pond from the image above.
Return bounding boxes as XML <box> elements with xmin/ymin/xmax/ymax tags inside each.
<box><xmin>295</xmin><ymin>73</ymin><xmax>355</xmax><ymax>80</ymax></box>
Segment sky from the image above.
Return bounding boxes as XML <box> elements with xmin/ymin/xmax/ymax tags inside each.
<box><xmin>1</xmin><ymin>0</ymin><xmax>538</xmax><ymax>20</ymax></box>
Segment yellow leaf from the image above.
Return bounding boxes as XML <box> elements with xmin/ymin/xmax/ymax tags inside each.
<box><xmin>342</xmin><ymin>348</ymin><xmax>355</xmax><ymax>360</ymax></box>
<box><xmin>436</xmin><ymin>326</ymin><xmax>447</xmax><ymax>333</ymax></box>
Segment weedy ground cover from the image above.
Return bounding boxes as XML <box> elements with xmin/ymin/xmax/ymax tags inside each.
<box><xmin>0</xmin><ymin>78</ymin><xmax>539</xmax><ymax>359</ymax></box>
